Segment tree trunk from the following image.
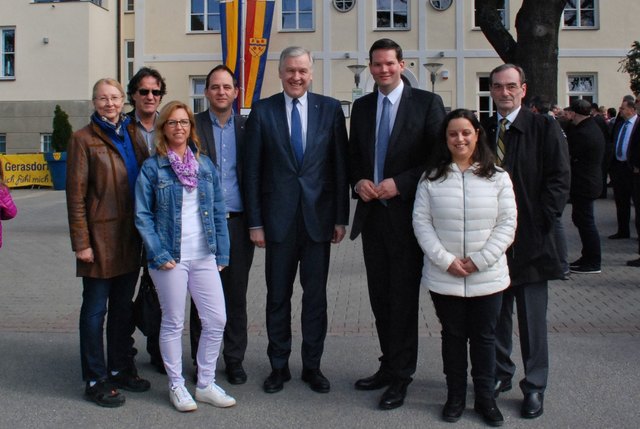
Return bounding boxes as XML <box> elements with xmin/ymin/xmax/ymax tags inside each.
<box><xmin>476</xmin><ymin>0</ymin><xmax>568</xmax><ymax>104</ymax></box>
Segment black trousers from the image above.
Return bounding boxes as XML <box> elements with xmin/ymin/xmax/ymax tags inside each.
<box><xmin>571</xmin><ymin>196</ymin><xmax>601</xmax><ymax>266</ymax></box>
<box><xmin>190</xmin><ymin>214</ymin><xmax>255</xmax><ymax>364</ymax></box>
<box><xmin>264</xmin><ymin>210</ymin><xmax>330</xmax><ymax>370</ymax></box>
<box><xmin>610</xmin><ymin>160</ymin><xmax>638</xmax><ymax>236</ymax></box>
<box><xmin>431</xmin><ymin>291</ymin><xmax>503</xmax><ymax>399</ymax></box>
<box><xmin>495</xmin><ymin>281</ymin><xmax>548</xmax><ymax>394</ymax></box>
<box><xmin>361</xmin><ymin>202</ymin><xmax>422</xmax><ymax>381</ymax></box>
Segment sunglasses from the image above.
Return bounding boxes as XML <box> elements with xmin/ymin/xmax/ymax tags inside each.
<box><xmin>138</xmin><ymin>89</ymin><xmax>162</xmax><ymax>96</ymax></box>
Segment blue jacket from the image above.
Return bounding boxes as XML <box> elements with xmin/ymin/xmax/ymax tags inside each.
<box><xmin>135</xmin><ymin>152</ymin><xmax>230</xmax><ymax>269</ymax></box>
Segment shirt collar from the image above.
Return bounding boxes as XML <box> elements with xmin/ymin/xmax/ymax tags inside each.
<box><xmin>378</xmin><ymin>81</ymin><xmax>404</xmax><ymax>105</ymax></box>
<box><xmin>208</xmin><ymin>110</ymin><xmax>234</xmax><ymax>128</ymax></box>
<box><xmin>498</xmin><ymin>106</ymin><xmax>522</xmax><ymax>125</ymax></box>
<box><xmin>284</xmin><ymin>91</ymin><xmax>308</xmax><ymax>108</ymax></box>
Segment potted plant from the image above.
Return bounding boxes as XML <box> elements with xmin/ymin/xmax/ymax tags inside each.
<box><xmin>44</xmin><ymin>104</ymin><xmax>73</xmax><ymax>190</ymax></box>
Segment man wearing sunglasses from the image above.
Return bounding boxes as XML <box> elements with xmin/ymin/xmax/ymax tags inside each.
<box><xmin>126</xmin><ymin>67</ymin><xmax>167</xmax><ymax>374</ymax></box>
<box><xmin>127</xmin><ymin>67</ymin><xmax>167</xmax><ymax>154</ymax></box>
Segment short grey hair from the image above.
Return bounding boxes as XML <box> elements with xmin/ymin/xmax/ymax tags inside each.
<box><xmin>279</xmin><ymin>46</ymin><xmax>313</xmax><ymax>71</ymax></box>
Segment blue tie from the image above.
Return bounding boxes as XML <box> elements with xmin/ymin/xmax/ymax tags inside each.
<box><xmin>616</xmin><ymin>120</ymin><xmax>630</xmax><ymax>160</ymax></box>
<box><xmin>376</xmin><ymin>97</ymin><xmax>391</xmax><ymax>184</ymax></box>
<box><xmin>291</xmin><ymin>98</ymin><xmax>304</xmax><ymax>166</ymax></box>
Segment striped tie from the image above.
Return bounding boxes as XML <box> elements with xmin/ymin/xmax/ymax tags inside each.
<box><xmin>497</xmin><ymin>118</ymin><xmax>508</xmax><ymax>165</ymax></box>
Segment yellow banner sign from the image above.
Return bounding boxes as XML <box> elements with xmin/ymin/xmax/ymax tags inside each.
<box><xmin>0</xmin><ymin>154</ymin><xmax>53</xmax><ymax>188</ymax></box>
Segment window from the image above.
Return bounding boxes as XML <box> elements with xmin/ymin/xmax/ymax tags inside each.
<box><xmin>1</xmin><ymin>28</ymin><xmax>15</xmax><ymax>79</ymax></box>
<box><xmin>191</xmin><ymin>77</ymin><xmax>207</xmax><ymax>114</ymax></box>
<box><xmin>477</xmin><ymin>75</ymin><xmax>495</xmax><ymax>123</ymax></box>
<box><xmin>376</xmin><ymin>0</ymin><xmax>409</xmax><ymax>29</ymax></box>
<box><xmin>125</xmin><ymin>0</ymin><xmax>134</xmax><ymax>12</ymax></box>
<box><xmin>0</xmin><ymin>134</ymin><xmax>6</xmax><ymax>153</ymax></box>
<box><xmin>563</xmin><ymin>0</ymin><xmax>598</xmax><ymax>29</ymax></box>
<box><xmin>567</xmin><ymin>74</ymin><xmax>596</xmax><ymax>104</ymax></box>
<box><xmin>474</xmin><ymin>0</ymin><xmax>507</xmax><ymax>28</ymax></box>
<box><xmin>125</xmin><ymin>40</ymin><xmax>135</xmax><ymax>84</ymax></box>
<box><xmin>333</xmin><ymin>0</ymin><xmax>355</xmax><ymax>13</ymax></box>
<box><xmin>282</xmin><ymin>0</ymin><xmax>313</xmax><ymax>31</ymax></box>
<box><xmin>190</xmin><ymin>0</ymin><xmax>221</xmax><ymax>32</ymax></box>
<box><xmin>41</xmin><ymin>134</ymin><xmax>52</xmax><ymax>153</ymax></box>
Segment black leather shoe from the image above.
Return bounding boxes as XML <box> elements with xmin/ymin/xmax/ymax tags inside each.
<box><xmin>493</xmin><ymin>379</ymin><xmax>512</xmax><ymax>398</ymax></box>
<box><xmin>442</xmin><ymin>396</ymin><xmax>466</xmax><ymax>422</ymax></box>
<box><xmin>521</xmin><ymin>392</ymin><xmax>544</xmax><ymax>419</ymax></box>
<box><xmin>225</xmin><ymin>362</ymin><xmax>247</xmax><ymax>385</ymax></box>
<box><xmin>474</xmin><ymin>398</ymin><xmax>504</xmax><ymax>427</ymax></box>
<box><xmin>263</xmin><ymin>366</ymin><xmax>291</xmax><ymax>393</ymax></box>
<box><xmin>608</xmin><ymin>232</ymin><xmax>630</xmax><ymax>239</ymax></box>
<box><xmin>354</xmin><ymin>370</ymin><xmax>393</xmax><ymax>391</ymax></box>
<box><xmin>301</xmin><ymin>368</ymin><xmax>330</xmax><ymax>393</ymax></box>
<box><xmin>378</xmin><ymin>380</ymin><xmax>409</xmax><ymax>410</ymax></box>
<box><xmin>627</xmin><ymin>257</ymin><xmax>640</xmax><ymax>267</ymax></box>
<box><xmin>109</xmin><ymin>370</ymin><xmax>151</xmax><ymax>393</ymax></box>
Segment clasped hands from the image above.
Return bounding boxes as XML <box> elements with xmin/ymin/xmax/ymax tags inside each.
<box><xmin>447</xmin><ymin>257</ymin><xmax>478</xmax><ymax>277</ymax></box>
<box><xmin>355</xmin><ymin>179</ymin><xmax>399</xmax><ymax>202</ymax></box>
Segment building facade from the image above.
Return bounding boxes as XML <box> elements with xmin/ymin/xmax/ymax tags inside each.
<box><xmin>0</xmin><ymin>0</ymin><xmax>636</xmax><ymax>153</ymax></box>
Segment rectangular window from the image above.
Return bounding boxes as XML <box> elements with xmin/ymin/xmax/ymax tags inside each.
<box><xmin>1</xmin><ymin>28</ymin><xmax>15</xmax><ymax>79</ymax></box>
<box><xmin>567</xmin><ymin>74</ymin><xmax>596</xmax><ymax>105</ymax></box>
<box><xmin>41</xmin><ymin>134</ymin><xmax>53</xmax><ymax>153</ymax></box>
<box><xmin>473</xmin><ymin>0</ymin><xmax>508</xmax><ymax>28</ymax></box>
<box><xmin>563</xmin><ymin>0</ymin><xmax>598</xmax><ymax>29</ymax></box>
<box><xmin>0</xmin><ymin>134</ymin><xmax>6</xmax><ymax>154</ymax></box>
<box><xmin>191</xmin><ymin>77</ymin><xmax>207</xmax><ymax>114</ymax></box>
<box><xmin>477</xmin><ymin>75</ymin><xmax>495</xmax><ymax>123</ymax></box>
<box><xmin>190</xmin><ymin>0</ymin><xmax>221</xmax><ymax>32</ymax></box>
<box><xmin>125</xmin><ymin>40</ymin><xmax>135</xmax><ymax>84</ymax></box>
<box><xmin>125</xmin><ymin>0</ymin><xmax>134</xmax><ymax>12</ymax></box>
<box><xmin>282</xmin><ymin>0</ymin><xmax>314</xmax><ymax>31</ymax></box>
<box><xmin>376</xmin><ymin>0</ymin><xmax>409</xmax><ymax>30</ymax></box>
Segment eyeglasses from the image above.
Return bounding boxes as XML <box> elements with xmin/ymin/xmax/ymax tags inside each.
<box><xmin>490</xmin><ymin>83</ymin><xmax>522</xmax><ymax>92</ymax></box>
<box><xmin>138</xmin><ymin>89</ymin><xmax>162</xmax><ymax>97</ymax></box>
<box><xmin>94</xmin><ymin>96</ymin><xmax>123</xmax><ymax>104</ymax></box>
<box><xmin>165</xmin><ymin>119</ymin><xmax>191</xmax><ymax>128</ymax></box>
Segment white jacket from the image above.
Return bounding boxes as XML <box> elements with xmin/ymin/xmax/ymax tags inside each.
<box><xmin>412</xmin><ymin>163</ymin><xmax>517</xmax><ymax>297</ymax></box>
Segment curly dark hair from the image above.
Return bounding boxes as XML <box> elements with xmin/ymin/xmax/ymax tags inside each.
<box><xmin>426</xmin><ymin>108</ymin><xmax>498</xmax><ymax>181</ymax></box>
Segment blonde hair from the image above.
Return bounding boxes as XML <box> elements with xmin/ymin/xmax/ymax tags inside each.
<box><xmin>154</xmin><ymin>100</ymin><xmax>201</xmax><ymax>158</ymax></box>
<box><xmin>92</xmin><ymin>78</ymin><xmax>125</xmax><ymax>99</ymax></box>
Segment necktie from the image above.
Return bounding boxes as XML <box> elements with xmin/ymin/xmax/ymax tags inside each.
<box><xmin>616</xmin><ymin>120</ymin><xmax>630</xmax><ymax>159</ymax></box>
<box><xmin>376</xmin><ymin>97</ymin><xmax>391</xmax><ymax>184</ymax></box>
<box><xmin>497</xmin><ymin>118</ymin><xmax>508</xmax><ymax>166</ymax></box>
<box><xmin>291</xmin><ymin>98</ymin><xmax>304</xmax><ymax>166</ymax></box>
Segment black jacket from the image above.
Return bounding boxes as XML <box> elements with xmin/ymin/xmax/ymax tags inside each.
<box><xmin>483</xmin><ymin>108</ymin><xmax>570</xmax><ymax>285</ymax></box>
<box><xmin>567</xmin><ymin>117</ymin><xmax>605</xmax><ymax>199</ymax></box>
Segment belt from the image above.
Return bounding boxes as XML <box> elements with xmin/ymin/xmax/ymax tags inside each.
<box><xmin>226</xmin><ymin>212</ymin><xmax>243</xmax><ymax>219</ymax></box>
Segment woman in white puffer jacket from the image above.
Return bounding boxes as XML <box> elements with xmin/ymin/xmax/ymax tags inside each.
<box><xmin>413</xmin><ymin>109</ymin><xmax>516</xmax><ymax>427</ymax></box>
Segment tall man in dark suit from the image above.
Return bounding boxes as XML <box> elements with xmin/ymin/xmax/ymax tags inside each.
<box><xmin>189</xmin><ymin>65</ymin><xmax>255</xmax><ymax>384</ymax></box>
<box><xmin>349</xmin><ymin>38</ymin><xmax>445</xmax><ymax>410</ymax></box>
<box><xmin>621</xmin><ymin>96</ymin><xmax>640</xmax><ymax>266</ymax></box>
<box><xmin>244</xmin><ymin>46</ymin><xmax>349</xmax><ymax>394</ymax></box>
<box><xmin>609</xmin><ymin>97</ymin><xmax>639</xmax><ymax>243</ymax></box>
<box><xmin>484</xmin><ymin>64</ymin><xmax>570</xmax><ymax>419</ymax></box>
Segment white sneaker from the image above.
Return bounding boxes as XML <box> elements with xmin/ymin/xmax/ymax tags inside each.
<box><xmin>195</xmin><ymin>383</ymin><xmax>236</xmax><ymax>408</ymax></box>
<box><xmin>169</xmin><ymin>385</ymin><xmax>197</xmax><ymax>412</ymax></box>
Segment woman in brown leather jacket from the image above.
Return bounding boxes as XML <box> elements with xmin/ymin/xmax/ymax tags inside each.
<box><xmin>66</xmin><ymin>78</ymin><xmax>150</xmax><ymax>407</ymax></box>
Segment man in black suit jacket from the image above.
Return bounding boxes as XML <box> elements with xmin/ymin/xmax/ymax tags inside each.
<box><xmin>349</xmin><ymin>38</ymin><xmax>445</xmax><ymax>410</ymax></box>
<box><xmin>484</xmin><ymin>64</ymin><xmax>570</xmax><ymax>419</ymax></box>
<box><xmin>244</xmin><ymin>46</ymin><xmax>349</xmax><ymax>394</ymax></box>
<box><xmin>189</xmin><ymin>65</ymin><xmax>255</xmax><ymax>385</ymax></box>
<box><xmin>620</xmin><ymin>97</ymin><xmax>640</xmax><ymax>266</ymax></box>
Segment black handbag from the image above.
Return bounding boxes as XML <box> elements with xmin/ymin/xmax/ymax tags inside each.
<box><xmin>133</xmin><ymin>268</ymin><xmax>161</xmax><ymax>337</ymax></box>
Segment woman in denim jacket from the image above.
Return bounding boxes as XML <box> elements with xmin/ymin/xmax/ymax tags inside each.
<box><xmin>135</xmin><ymin>101</ymin><xmax>234</xmax><ymax>412</ymax></box>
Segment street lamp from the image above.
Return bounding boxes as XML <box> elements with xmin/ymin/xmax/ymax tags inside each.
<box><xmin>347</xmin><ymin>64</ymin><xmax>367</xmax><ymax>101</ymax></box>
<box><xmin>423</xmin><ymin>62</ymin><xmax>443</xmax><ymax>92</ymax></box>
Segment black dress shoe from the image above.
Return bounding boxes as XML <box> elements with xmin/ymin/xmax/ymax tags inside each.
<box><xmin>378</xmin><ymin>380</ymin><xmax>409</xmax><ymax>410</ymax></box>
<box><xmin>354</xmin><ymin>370</ymin><xmax>393</xmax><ymax>391</ymax></box>
<box><xmin>474</xmin><ymin>398</ymin><xmax>504</xmax><ymax>427</ymax></box>
<box><xmin>301</xmin><ymin>368</ymin><xmax>330</xmax><ymax>393</ymax></box>
<box><xmin>627</xmin><ymin>257</ymin><xmax>640</xmax><ymax>267</ymax></box>
<box><xmin>442</xmin><ymin>396</ymin><xmax>466</xmax><ymax>422</ymax></box>
<box><xmin>608</xmin><ymin>232</ymin><xmax>630</xmax><ymax>239</ymax></box>
<box><xmin>150</xmin><ymin>357</ymin><xmax>167</xmax><ymax>374</ymax></box>
<box><xmin>109</xmin><ymin>370</ymin><xmax>151</xmax><ymax>393</ymax></box>
<box><xmin>493</xmin><ymin>379</ymin><xmax>512</xmax><ymax>398</ymax></box>
<box><xmin>263</xmin><ymin>366</ymin><xmax>291</xmax><ymax>393</ymax></box>
<box><xmin>225</xmin><ymin>362</ymin><xmax>247</xmax><ymax>385</ymax></box>
<box><xmin>521</xmin><ymin>392</ymin><xmax>544</xmax><ymax>419</ymax></box>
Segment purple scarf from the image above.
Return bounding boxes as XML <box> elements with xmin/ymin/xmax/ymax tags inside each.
<box><xmin>167</xmin><ymin>147</ymin><xmax>199</xmax><ymax>192</ymax></box>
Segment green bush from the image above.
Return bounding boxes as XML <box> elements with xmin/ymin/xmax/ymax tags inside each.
<box><xmin>51</xmin><ymin>104</ymin><xmax>73</xmax><ymax>152</ymax></box>
<box><xmin>619</xmin><ymin>41</ymin><xmax>640</xmax><ymax>96</ymax></box>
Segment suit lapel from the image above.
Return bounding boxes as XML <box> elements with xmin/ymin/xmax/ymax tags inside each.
<box><xmin>272</xmin><ymin>93</ymin><xmax>298</xmax><ymax>168</ymax></box>
<box><xmin>303</xmin><ymin>93</ymin><xmax>319</xmax><ymax>168</ymax></box>
<box><xmin>201</xmin><ymin>112</ymin><xmax>217</xmax><ymax>163</ymax></box>
<box><xmin>387</xmin><ymin>86</ymin><xmax>411</xmax><ymax>153</ymax></box>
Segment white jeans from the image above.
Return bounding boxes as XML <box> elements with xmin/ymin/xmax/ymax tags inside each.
<box><xmin>150</xmin><ymin>255</ymin><xmax>226</xmax><ymax>389</ymax></box>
